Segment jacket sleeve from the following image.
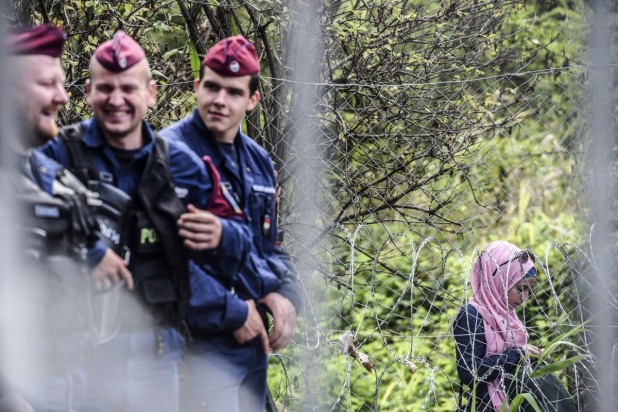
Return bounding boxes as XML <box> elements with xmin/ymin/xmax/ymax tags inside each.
<box><xmin>215</xmin><ymin>218</ymin><xmax>252</xmax><ymax>278</ymax></box>
<box><xmin>167</xmin><ymin>141</ymin><xmax>252</xmax><ymax>277</ymax></box>
<box><xmin>186</xmin><ymin>261</ymin><xmax>248</xmax><ymax>333</ymax></box>
<box><xmin>453</xmin><ymin>305</ymin><xmax>522</xmax><ymax>388</ymax></box>
<box><xmin>266</xmin><ymin>244</ymin><xmax>303</xmax><ymax>312</ymax></box>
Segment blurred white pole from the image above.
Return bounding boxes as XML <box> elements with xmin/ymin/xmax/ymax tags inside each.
<box><xmin>0</xmin><ymin>5</ymin><xmax>32</xmax><ymax>395</ymax></box>
<box><xmin>285</xmin><ymin>0</ymin><xmax>325</xmax><ymax>410</ymax></box>
<box><xmin>588</xmin><ymin>0</ymin><xmax>616</xmax><ymax>410</ymax></box>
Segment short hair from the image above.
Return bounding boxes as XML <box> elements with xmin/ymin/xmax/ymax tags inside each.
<box><xmin>199</xmin><ymin>63</ymin><xmax>260</xmax><ymax>96</ymax></box>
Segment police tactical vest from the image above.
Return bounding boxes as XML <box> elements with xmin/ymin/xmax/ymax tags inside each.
<box><xmin>59</xmin><ymin>124</ymin><xmax>190</xmax><ymax>326</ymax></box>
<box><xmin>16</xmin><ymin>175</ymin><xmax>80</xmax><ymax>260</ymax></box>
<box><xmin>14</xmin><ymin>157</ymin><xmax>99</xmax><ymax>263</ymax></box>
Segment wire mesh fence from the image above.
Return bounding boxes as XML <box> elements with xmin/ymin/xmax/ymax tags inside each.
<box><xmin>7</xmin><ymin>0</ymin><xmax>615</xmax><ymax>410</ymax></box>
<box><xmin>58</xmin><ymin>61</ymin><xmax>600</xmax><ymax>410</ymax></box>
<box><xmin>247</xmin><ymin>68</ymin><xmax>594</xmax><ymax>411</ymax></box>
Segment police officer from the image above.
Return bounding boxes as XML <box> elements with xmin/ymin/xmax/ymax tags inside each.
<box><xmin>161</xmin><ymin>35</ymin><xmax>302</xmax><ymax>412</ymax></box>
<box><xmin>39</xmin><ymin>31</ymin><xmax>251</xmax><ymax>412</ymax></box>
<box><xmin>3</xmin><ymin>24</ymin><xmax>99</xmax><ymax>412</ymax></box>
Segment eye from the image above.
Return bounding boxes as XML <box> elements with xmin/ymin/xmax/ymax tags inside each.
<box><xmin>203</xmin><ymin>82</ymin><xmax>219</xmax><ymax>91</ymax></box>
<box><xmin>96</xmin><ymin>84</ymin><xmax>113</xmax><ymax>93</ymax></box>
<box><xmin>38</xmin><ymin>80</ymin><xmax>56</xmax><ymax>87</ymax></box>
<box><xmin>121</xmin><ymin>85</ymin><xmax>138</xmax><ymax>93</ymax></box>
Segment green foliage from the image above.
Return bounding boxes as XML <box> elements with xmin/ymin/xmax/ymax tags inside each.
<box><xmin>504</xmin><ymin>393</ymin><xmax>543</xmax><ymax>412</ymax></box>
<box><xmin>13</xmin><ymin>0</ymin><xmax>595</xmax><ymax>410</ymax></box>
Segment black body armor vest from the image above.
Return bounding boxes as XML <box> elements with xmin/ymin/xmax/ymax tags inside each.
<box><xmin>59</xmin><ymin>125</ymin><xmax>190</xmax><ymax>326</ymax></box>
<box><xmin>15</xmin><ymin>164</ymin><xmax>98</xmax><ymax>264</ymax></box>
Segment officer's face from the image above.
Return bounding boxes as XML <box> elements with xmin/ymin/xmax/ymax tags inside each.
<box><xmin>14</xmin><ymin>54</ymin><xmax>68</xmax><ymax>146</ymax></box>
<box><xmin>86</xmin><ymin>59</ymin><xmax>156</xmax><ymax>149</ymax></box>
<box><xmin>194</xmin><ymin>67</ymin><xmax>260</xmax><ymax>143</ymax></box>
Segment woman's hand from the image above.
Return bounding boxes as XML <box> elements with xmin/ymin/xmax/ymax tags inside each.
<box><xmin>522</xmin><ymin>344</ymin><xmax>543</xmax><ymax>356</ymax></box>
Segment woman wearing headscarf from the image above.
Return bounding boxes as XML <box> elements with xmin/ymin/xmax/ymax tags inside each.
<box><xmin>454</xmin><ymin>240</ymin><xmax>540</xmax><ymax>411</ymax></box>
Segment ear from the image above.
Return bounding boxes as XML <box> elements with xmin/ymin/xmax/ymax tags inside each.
<box><xmin>85</xmin><ymin>78</ymin><xmax>93</xmax><ymax>107</ymax></box>
<box><xmin>247</xmin><ymin>90</ymin><xmax>260</xmax><ymax>112</ymax></box>
<box><xmin>147</xmin><ymin>79</ymin><xmax>157</xmax><ymax>108</ymax></box>
<box><xmin>193</xmin><ymin>78</ymin><xmax>201</xmax><ymax>93</ymax></box>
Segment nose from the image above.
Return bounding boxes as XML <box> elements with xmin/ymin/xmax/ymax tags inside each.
<box><xmin>212</xmin><ymin>89</ymin><xmax>226</xmax><ymax>106</ymax></box>
<box><xmin>53</xmin><ymin>83</ymin><xmax>69</xmax><ymax>105</ymax></box>
<box><xmin>108</xmin><ymin>88</ymin><xmax>124</xmax><ymax>106</ymax></box>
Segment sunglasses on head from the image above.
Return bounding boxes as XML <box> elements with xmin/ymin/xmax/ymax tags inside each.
<box><xmin>491</xmin><ymin>249</ymin><xmax>535</xmax><ymax>277</ymax></box>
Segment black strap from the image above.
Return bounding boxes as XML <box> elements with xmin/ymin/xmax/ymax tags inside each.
<box><xmin>58</xmin><ymin>124</ymin><xmax>98</xmax><ymax>184</ymax></box>
<box><xmin>136</xmin><ymin>134</ymin><xmax>191</xmax><ymax>316</ymax></box>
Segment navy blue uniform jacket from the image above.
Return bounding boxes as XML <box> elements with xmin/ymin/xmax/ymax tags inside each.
<box><xmin>161</xmin><ymin>109</ymin><xmax>302</xmax><ymax>335</ymax></box>
<box><xmin>38</xmin><ymin>119</ymin><xmax>252</xmax><ymax>326</ymax></box>
<box><xmin>24</xmin><ymin>150</ymin><xmax>65</xmax><ymax>194</ymax></box>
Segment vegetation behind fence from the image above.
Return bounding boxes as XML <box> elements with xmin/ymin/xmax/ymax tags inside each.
<box><xmin>9</xmin><ymin>0</ymin><xmax>609</xmax><ymax>410</ymax></box>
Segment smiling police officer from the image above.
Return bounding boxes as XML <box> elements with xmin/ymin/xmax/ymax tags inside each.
<box><xmin>39</xmin><ymin>31</ymin><xmax>251</xmax><ymax>412</ymax></box>
<box><xmin>161</xmin><ymin>35</ymin><xmax>302</xmax><ymax>412</ymax></box>
<box><xmin>3</xmin><ymin>24</ymin><xmax>100</xmax><ymax>412</ymax></box>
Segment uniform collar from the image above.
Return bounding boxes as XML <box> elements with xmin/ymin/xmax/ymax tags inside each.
<box><xmin>82</xmin><ymin>118</ymin><xmax>156</xmax><ymax>153</ymax></box>
<box><xmin>189</xmin><ymin>109</ymin><xmax>253</xmax><ymax>193</ymax></box>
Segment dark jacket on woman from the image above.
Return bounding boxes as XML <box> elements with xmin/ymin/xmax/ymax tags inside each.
<box><xmin>453</xmin><ymin>304</ymin><xmax>523</xmax><ymax>411</ymax></box>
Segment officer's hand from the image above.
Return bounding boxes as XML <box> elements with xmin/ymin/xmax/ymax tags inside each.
<box><xmin>233</xmin><ymin>300</ymin><xmax>270</xmax><ymax>355</ymax></box>
<box><xmin>92</xmin><ymin>248</ymin><xmax>134</xmax><ymax>290</ymax></box>
<box><xmin>259</xmin><ymin>292</ymin><xmax>297</xmax><ymax>351</ymax></box>
<box><xmin>177</xmin><ymin>204</ymin><xmax>222</xmax><ymax>250</ymax></box>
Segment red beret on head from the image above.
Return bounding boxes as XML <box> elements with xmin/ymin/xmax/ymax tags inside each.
<box><xmin>7</xmin><ymin>24</ymin><xmax>66</xmax><ymax>57</ymax></box>
<box><xmin>203</xmin><ymin>35</ymin><xmax>260</xmax><ymax>77</ymax></box>
<box><xmin>94</xmin><ymin>31</ymin><xmax>145</xmax><ymax>72</ymax></box>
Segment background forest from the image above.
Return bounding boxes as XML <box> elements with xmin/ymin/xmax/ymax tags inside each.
<box><xmin>7</xmin><ymin>0</ymin><xmax>613</xmax><ymax>410</ymax></box>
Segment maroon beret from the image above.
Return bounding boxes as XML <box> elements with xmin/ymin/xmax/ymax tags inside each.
<box><xmin>203</xmin><ymin>35</ymin><xmax>260</xmax><ymax>77</ymax></box>
<box><xmin>7</xmin><ymin>24</ymin><xmax>66</xmax><ymax>57</ymax></box>
<box><xmin>94</xmin><ymin>31</ymin><xmax>145</xmax><ymax>72</ymax></box>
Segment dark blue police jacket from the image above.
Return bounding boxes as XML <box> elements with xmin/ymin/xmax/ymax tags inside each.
<box><xmin>161</xmin><ymin>109</ymin><xmax>302</xmax><ymax>335</ymax></box>
<box><xmin>37</xmin><ymin>119</ymin><xmax>252</xmax><ymax>309</ymax></box>
<box><xmin>25</xmin><ymin>150</ymin><xmax>65</xmax><ymax>194</ymax></box>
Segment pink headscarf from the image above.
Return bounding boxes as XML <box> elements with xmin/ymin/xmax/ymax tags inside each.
<box><xmin>469</xmin><ymin>240</ymin><xmax>535</xmax><ymax>411</ymax></box>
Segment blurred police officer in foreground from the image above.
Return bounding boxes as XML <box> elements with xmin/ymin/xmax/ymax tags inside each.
<box><xmin>161</xmin><ymin>35</ymin><xmax>302</xmax><ymax>412</ymax></box>
<box><xmin>3</xmin><ymin>24</ymin><xmax>99</xmax><ymax>411</ymax></box>
<box><xmin>39</xmin><ymin>31</ymin><xmax>251</xmax><ymax>412</ymax></box>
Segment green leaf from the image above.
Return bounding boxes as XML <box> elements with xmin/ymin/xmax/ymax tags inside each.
<box><xmin>538</xmin><ymin>323</ymin><xmax>585</xmax><ymax>363</ymax></box>
<box><xmin>508</xmin><ymin>393</ymin><xmax>543</xmax><ymax>412</ymax></box>
<box><xmin>189</xmin><ymin>41</ymin><xmax>201</xmax><ymax>81</ymax></box>
<box><xmin>531</xmin><ymin>355</ymin><xmax>589</xmax><ymax>378</ymax></box>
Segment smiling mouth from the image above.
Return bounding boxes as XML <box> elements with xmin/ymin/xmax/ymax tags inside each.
<box><xmin>41</xmin><ymin>106</ymin><xmax>60</xmax><ymax>119</ymax></box>
<box><xmin>103</xmin><ymin>109</ymin><xmax>131</xmax><ymax>120</ymax></box>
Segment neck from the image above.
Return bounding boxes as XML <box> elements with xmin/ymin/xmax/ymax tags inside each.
<box><xmin>104</xmin><ymin>127</ymin><xmax>144</xmax><ymax>150</ymax></box>
<box><xmin>214</xmin><ymin>129</ymin><xmax>238</xmax><ymax>144</ymax></box>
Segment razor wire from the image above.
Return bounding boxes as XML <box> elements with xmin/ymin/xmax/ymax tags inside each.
<box><xmin>5</xmin><ymin>0</ymin><xmax>614</xmax><ymax>409</ymax></box>
<box><xmin>61</xmin><ymin>63</ymin><xmax>605</xmax><ymax>410</ymax></box>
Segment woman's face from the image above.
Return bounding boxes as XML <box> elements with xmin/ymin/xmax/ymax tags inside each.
<box><xmin>507</xmin><ymin>277</ymin><xmax>536</xmax><ymax>309</ymax></box>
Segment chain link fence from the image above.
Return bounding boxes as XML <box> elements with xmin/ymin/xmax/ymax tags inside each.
<box><xmin>8</xmin><ymin>0</ymin><xmax>615</xmax><ymax>410</ymax></box>
<box><xmin>61</xmin><ymin>62</ymin><xmax>600</xmax><ymax>411</ymax></box>
<box><xmin>253</xmin><ymin>68</ymin><xmax>594</xmax><ymax>411</ymax></box>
